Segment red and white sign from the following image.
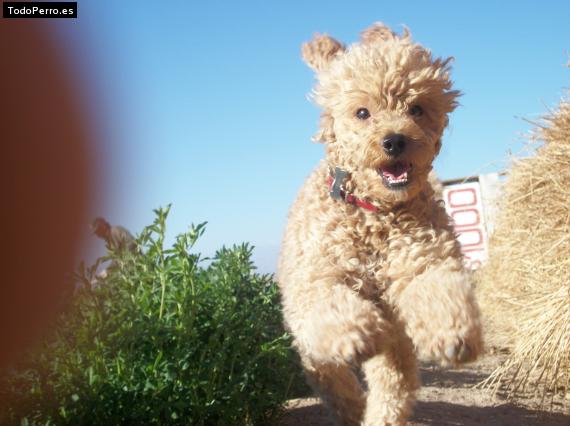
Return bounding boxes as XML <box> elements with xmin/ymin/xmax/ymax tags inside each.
<box><xmin>443</xmin><ymin>181</ymin><xmax>488</xmax><ymax>270</ymax></box>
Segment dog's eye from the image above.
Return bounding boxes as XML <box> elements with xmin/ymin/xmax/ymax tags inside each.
<box><xmin>356</xmin><ymin>108</ymin><xmax>370</xmax><ymax>120</ymax></box>
<box><xmin>409</xmin><ymin>105</ymin><xmax>423</xmax><ymax>117</ymax></box>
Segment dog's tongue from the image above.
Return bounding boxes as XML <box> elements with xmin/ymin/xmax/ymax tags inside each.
<box><xmin>381</xmin><ymin>162</ymin><xmax>410</xmax><ymax>180</ymax></box>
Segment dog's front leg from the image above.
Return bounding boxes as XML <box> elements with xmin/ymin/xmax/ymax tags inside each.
<box><xmin>287</xmin><ymin>277</ymin><xmax>394</xmax><ymax>426</ymax></box>
<box><xmin>388</xmin><ymin>259</ymin><xmax>483</xmax><ymax>365</ymax></box>
<box><xmin>361</xmin><ymin>319</ymin><xmax>419</xmax><ymax>426</ymax></box>
<box><xmin>301</xmin><ymin>357</ymin><xmax>366</xmax><ymax>426</ymax></box>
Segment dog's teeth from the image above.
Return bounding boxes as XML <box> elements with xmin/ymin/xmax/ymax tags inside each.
<box><xmin>387</xmin><ymin>172</ymin><xmax>408</xmax><ymax>184</ymax></box>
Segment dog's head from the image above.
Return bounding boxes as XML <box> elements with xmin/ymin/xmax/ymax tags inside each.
<box><xmin>303</xmin><ymin>23</ymin><xmax>460</xmax><ymax>204</ymax></box>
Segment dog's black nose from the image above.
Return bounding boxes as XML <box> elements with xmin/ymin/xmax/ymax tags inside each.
<box><xmin>382</xmin><ymin>134</ymin><xmax>406</xmax><ymax>157</ymax></box>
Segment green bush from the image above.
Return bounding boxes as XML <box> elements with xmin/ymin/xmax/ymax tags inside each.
<box><xmin>0</xmin><ymin>207</ymin><xmax>308</xmax><ymax>425</ymax></box>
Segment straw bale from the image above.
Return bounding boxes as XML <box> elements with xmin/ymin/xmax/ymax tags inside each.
<box><xmin>477</xmin><ymin>97</ymin><xmax>570</xmax><ymax>403</ymax></box>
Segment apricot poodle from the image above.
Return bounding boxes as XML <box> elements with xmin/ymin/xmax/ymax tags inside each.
<box><xmin>278</xmin><ymin>23</ymin><xmax>482</xmax><ymax>426</ymax></box>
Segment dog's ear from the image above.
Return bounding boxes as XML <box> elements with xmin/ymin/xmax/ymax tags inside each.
<box><xmin>302</xmin><ymin>33</ymin><xmax>345</xmax><ymax>72</ymax></box>
<box><xmin>360</xmin><ymin>22</ymin><xmax>409</xmax><ymax>44</ymax></box>
<box><xmin>312</xmin><ymin>111</ymin><xmax>335</xmax><ymax>144</ymax></box>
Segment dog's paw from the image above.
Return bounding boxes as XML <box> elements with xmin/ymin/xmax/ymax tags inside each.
<box><xmin>443</xmin><ymin>336</ymin><xmax>478</xmax><ymax>364</ymax></box>
<box><xmin>397</xmin><ymin>266</ymin><xmax>483</xmax><ymax>366</ymax></box>
<box><xmin>445</xmin><ymin>339</ymin><xmax>472</xmax><ymax>363</ymax></box>
<box><xmin>328</xmin><ymin>327</ymin><xmax>379</xmax><ymax>364</ymax></box>
<box><xmin>425</xmin><ymin>329</ymin><xmax>481</xmax><ymax>366</ymax></box>
<box><xmin>305</xmin><ymin>312</ymin><xmax>390</xmax><ymax>365</ymax></box>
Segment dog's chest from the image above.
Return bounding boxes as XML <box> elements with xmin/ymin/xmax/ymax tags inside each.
<box><xmin>337</xmin><ymin>219</ymin><xmax>392</xmax><ymax>300</ymax></box>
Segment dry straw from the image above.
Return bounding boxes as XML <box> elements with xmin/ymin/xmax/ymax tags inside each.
<box><xmin>477</xmin><ymin>95</ymin><xmax>570</xmax><ymax>406</ymax></box>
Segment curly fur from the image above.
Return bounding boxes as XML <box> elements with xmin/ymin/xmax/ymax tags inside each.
<box><xmin>278</xmin><ymin>23</ymin><xmax>482</xmax><ymax>426</ymax></box>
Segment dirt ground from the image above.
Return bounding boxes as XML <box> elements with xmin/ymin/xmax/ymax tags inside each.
<box><xmin>280</xmin><ymin>354</ymin><xmax>569</xmax><ymax>425</ymax></box>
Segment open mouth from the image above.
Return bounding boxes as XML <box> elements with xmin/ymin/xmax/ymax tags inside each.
<box><xmin>378</xmin><ymin>162</ymin><xmax>412</xmax><ymax>189</ymax></box>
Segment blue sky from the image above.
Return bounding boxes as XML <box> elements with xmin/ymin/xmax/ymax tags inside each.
<box><xmin>53</xmin><ymin>1</ymin><xmax>569</xmax><ymax>272</ymax></box>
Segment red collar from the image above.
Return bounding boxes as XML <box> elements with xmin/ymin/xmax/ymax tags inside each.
<box><xmin>327</xmin><ymin>167</ymin><xmax>380</xmax><ymax>213</ymax></box>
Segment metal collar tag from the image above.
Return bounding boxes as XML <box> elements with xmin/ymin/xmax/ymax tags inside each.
<box><xmin>330</xmin><ymin>167</ymin><xmax>348</xmax><ymax>200</ymax></box>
